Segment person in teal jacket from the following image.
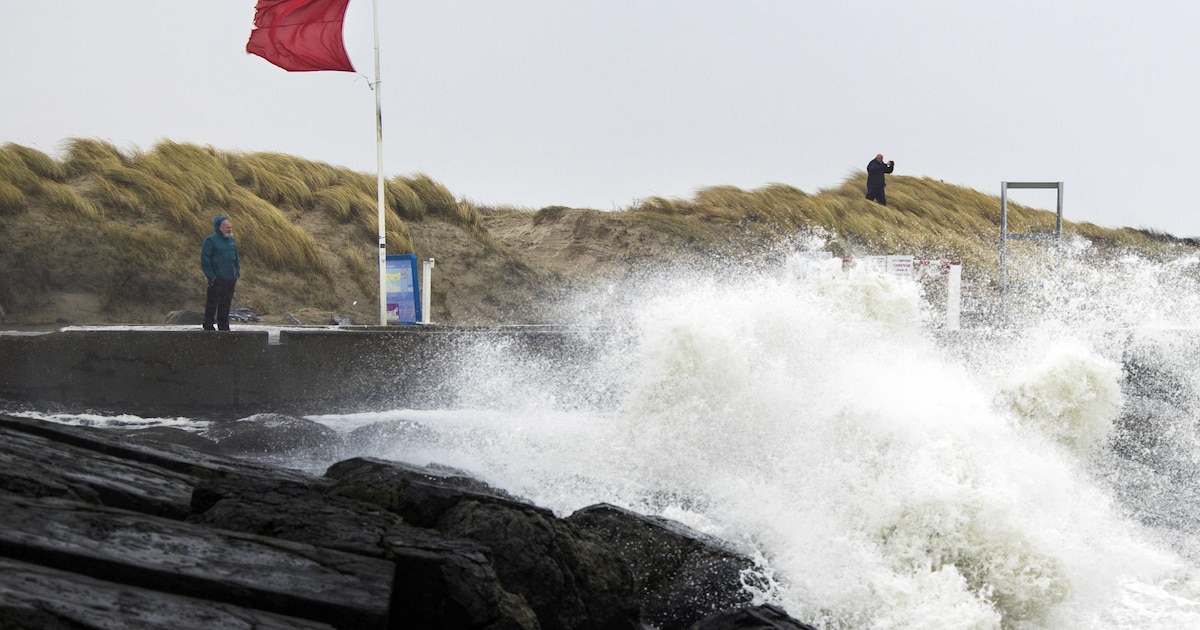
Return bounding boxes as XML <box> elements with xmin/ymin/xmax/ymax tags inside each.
<box><xmin>200</xmin><ymin>215</ymin><xmax>240</xmax><ymax>331</ymax></box>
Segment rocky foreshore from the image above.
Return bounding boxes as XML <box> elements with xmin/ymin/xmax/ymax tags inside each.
<box><xmin>0</xmin><ymin>413</ymin><xmax>816</xmax><ymax>629</ymax></box>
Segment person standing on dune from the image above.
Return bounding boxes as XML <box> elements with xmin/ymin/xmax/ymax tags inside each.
<box><xmin>200</xmin><ymin>215</ymin><xmax>240</xmax><ymax>331</ymax></box>
<box><xmin>865</xmin><ymin>154</ymin><xmax>895</xmax><ymax>206</ymax></box>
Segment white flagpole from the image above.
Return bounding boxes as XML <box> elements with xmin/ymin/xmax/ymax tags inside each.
<box><xmin>372</xmin><ymin>0</ymin><xmax>387</xmax><ymax>326</ymax></box>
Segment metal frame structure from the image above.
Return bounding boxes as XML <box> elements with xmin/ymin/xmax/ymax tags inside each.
<box><xmin>999</xmin><ymin>181</ymin><xmax>1063</xmax><ymax>312</ymax></box>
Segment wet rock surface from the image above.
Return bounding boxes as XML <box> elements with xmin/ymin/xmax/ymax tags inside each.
<box><xmin>0</xmin><ymin>413</ymin><xmax>816</xmax><ymax>629</ymax></box>
<box><xmin>569</xmin><ymin>504</ymin><xmax>767</xmax><ymax>630</ymax></box>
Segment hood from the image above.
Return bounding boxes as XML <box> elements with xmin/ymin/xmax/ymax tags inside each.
<box><xmin>213</xmin><ymin>215</ymin><xmax>229</xmax><ymax>234</ymax></box>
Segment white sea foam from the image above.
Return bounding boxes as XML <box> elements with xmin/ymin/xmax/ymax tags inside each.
<box><xmin>6</xmin><ymin>409</ymin><xmax>207</xmax><ymax>432</ymax></box>
<box><xmin>996</xmin><ymin>338</ymin><xmax>1124</xmax><ymax>455</ymax></box>
<box><xmin>17</xmin><ymin>245</ymin><xmax>1200</xmax><ymax>628</ymax></box>
<box><xmin>307</xmin><ymin>249</ymin><xmax>1200</xmax><ymax>628</ymax></box>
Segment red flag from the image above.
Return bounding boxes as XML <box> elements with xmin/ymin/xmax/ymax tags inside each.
<box><xmin>246</xmin><ymin>0</ymin><xmax>355</xmax><ymax>72</ymax></box>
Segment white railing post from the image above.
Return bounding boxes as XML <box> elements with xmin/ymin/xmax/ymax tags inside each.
<box><xmin>420</xmin><ymin>258</ymin><xmax>435</xmax><ymax>325</ymax></box>
<box><xmin>947</xmin><ymin>262</ymin><xmax>962</xmax><ymax>330</ymax></box>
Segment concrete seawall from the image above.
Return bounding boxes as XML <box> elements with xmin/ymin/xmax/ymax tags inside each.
<box><xmin>9</xmin><ymin>325</ymin><xmax>1185</xmax><ymax>420</ymax></box>
<box><xmin>0</xmin><ymin>326</ymin><xmax>615</xmax><ymax>417</ymax></box>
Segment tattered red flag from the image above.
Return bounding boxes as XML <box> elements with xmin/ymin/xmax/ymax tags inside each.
<box><xmin>246</xmin><ymin>0</ymin><xmax>355</xmax><ymax>72</ymax></box>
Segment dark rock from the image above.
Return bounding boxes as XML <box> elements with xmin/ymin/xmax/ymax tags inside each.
<box><xmin>324</xmin><ymin>458</ymin><xmax>528</xmax><ymax>526</ymax></box>
<box><xmin>0</xmin><ymin>415</ymin><xmax>544</xmax><ymax>628</ymax></box>
<box><xmin>113</xmin><ymin>425</ymin><xmax>223</xmax><ymax>454</ymax></box>
<box><xmin>230</xmin><ymin>306</ymin><xmax>261</xmax><ymax>322</ymax></box>
<box><xmin>0</xmin><ymin>303</ymin><xmax>6</xmax><ymax>323</ymax></box>
<box><xmin>0</xmin><ymin>415</ymin><xmax>816</xmax><ymax>630</ymax></box>
<box><xmin>569</xmin><ymin>503</ymin><xmax>759</xmax><ymax>630</ymax></box>
<box><xmin>0</xmin><ymin>417</ymin><xmax>210</xmax><ymax>519</ymax></box>
<box><xmin>690</xmin><ymin>604</ymin><xmax>818</xmax><ymax>630</ymax></box>
<box><xmin>440</xmin><ymin>499</ymin><xmax>636</xmax><ymax>630</ymax></box>
<box><xmin>54</xmin><ymin>316</ymin><xmax>74</xmax><ymax>325</ymax></box>
<box><xmin>204</xmin><ymin>413</ymin><xmax>342</xmax><ymax>462</ymax></box>
<box><xmin>164</xmin><ymin>309</ymin><xmax>205</xmax><ymax>325</ymax></box>
<box><xmin>341</xmin><ymin>419</ymin><xmax>439</xmax><ymax>458</ymax></box>
<box><xmin>0</xmin><ymin>414</ymin><xmax>315</xmax><ymax>518</ymax></box>
<box><xmin>189</xmin><ymin>472</ymin><xmax>542</xmax><ymax>629</ymax></box>
<box><xmin>331</xmin><ymin>313</ymin><xmax>357</xmax><ymax>326</ymax></box>
<box><xmin>0</xmin><ymin>557</ymin><xmax>338</xmax><ymax>630</ymax></box>
<box><xmin>189</xmin><ymin>475</ymin><xmax>395</xmax><ymax>559</ymax></box>
<box><xmin>0</xmin><ymin>492</ymin><xmax>394</xmax><ymax>629</ymax></box>
<box><xmin>0</xmin><ymin>414</ymin><xmax>309</xmax><ymax>480</ymax></box>
<box><xmin>326</xmin><ymin>457</ymin><xmax>641</xmax><ymax>630</ymax></box>
<box><xmin>389</xmin><ymin>537</ymin><xmax>541</xmax><ymax>630</ymax></box>
<box><xmin>164</xmin><ymin>307</ymin><xmax>256</xmax><ymax>325</ymax></box>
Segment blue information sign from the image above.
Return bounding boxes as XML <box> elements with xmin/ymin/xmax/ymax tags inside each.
<box><xmin>385</xmin><ymin>254</ymin><xmax>420</xmax><ymax>325</ymax></box>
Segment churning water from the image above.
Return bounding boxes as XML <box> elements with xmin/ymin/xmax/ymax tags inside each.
<box><xmin>18</xmin><ymin>240</ymin><xmax>1200</xmax><ymax>628</ymax></box>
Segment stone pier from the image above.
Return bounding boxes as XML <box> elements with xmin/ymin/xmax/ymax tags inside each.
<box><xmin>0</xmin><ymin>326</ymin><xmax>616</xmax><ymax>416</ymax></box>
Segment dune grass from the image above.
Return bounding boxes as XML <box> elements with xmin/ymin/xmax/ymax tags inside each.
<box><xmin>313</xmin><ymin>182</ymin><xmax>378</xmax><ymax>230</ymax></box>
<box><xmin>0</xmin><ymin>182</ymin><xmax>24</xmax><ymax>215</ymax></box>
<box><xmin>0</xmin><ymin>145</ymin><xmax>44</xmax><ymax>198</ymax></box>
<box><xmin>226</xmin><ymin>151</ymin><xmax>315</xmax><ymax>210</ymax></box>
<box><xmin>343</xmin><ymin>246</ymin><xmax>376</xmax><ymax>300</ymax></box>
<box><xmin>3</xmin><ymin>143</ymin><xmax>67</xmax><ymax>182</ymax></box>
<box><xmin>311</xmin><ymin>181</ymin><xmax>415</xmax><ymax>254</ymax></box>
<box><xmin>95</xmin><ymin>223</ymin><xmax>195</xmax><ymax>309</ymax></box>
<box><xmin>623</xmin><ymin>171</ymin><xmax>1196</xmax><ymax>296</ymax></box>
<box><xmin>62</xmin><ymin>138</ymin><xmax>132</xmax><ymax>176</ymax></box>
<box><xmin>0</xmin><ymin>139</ymin><xmax>460</xmax><ymax>320</ymax></box>
<box><xmin>40</xmin><ymin>181</ymin><xmax>100</xmax><ymax>219</ymax></box>
<box><xmin>226</xmin><ymin>192</ymin><xmax>329</xmax><ymax>274</ymax></box>
<box><xmin>402</xmin><ymin>173</ymin><xmax>482</xmax><ymax>230</ymax></box>
<box><xmin>387</xmin><ymin>176</ymin><xmax>428</xmax><ymax>221</ymax></box>
<box><xmin>0</xmin><ymin>137</ymin><xmax>1194</xmax><ymax>323</ymax></box>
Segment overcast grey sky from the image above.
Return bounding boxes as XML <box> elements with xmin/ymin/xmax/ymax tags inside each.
<box><xmin>3</xmin><ymin>1</ymin><xmax>1199</xmax><ymax>236</ymax></box>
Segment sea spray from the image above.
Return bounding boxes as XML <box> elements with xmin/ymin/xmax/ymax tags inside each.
<box><xmin>996</xmin><ymin>339</ymin><xmax>1124</xmax><ymax>455</ymax></box>
<box><xmin>601</xmin><ymin>265</ymin><xmax>1075</xmax><ymax>626</ymax></box>
<box><xmin>356</xmin><ymin>252</ymin><xmax>1200</xmax><ymax>628</ymax></box>
<box><xmin>16</xmin><ymin>247</ymin><xmax>1200</xmax><ymax>628</ymax></box>
<box><xmin>1006</xmin><ymin>236</ymin><xmax>1200</xmax><ymax>331</ymax></box>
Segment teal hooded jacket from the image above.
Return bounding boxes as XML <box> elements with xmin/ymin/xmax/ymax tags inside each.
<box><xmin>200</xmin><ymin>215</ymin><xmax>240</xmax><ymax>280</ymax></box>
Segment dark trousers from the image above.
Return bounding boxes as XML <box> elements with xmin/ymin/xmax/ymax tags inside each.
<box><xmin>866</xmin><ymin>187</ymin><xmax>887</xmax><ymax>206</ymax></box>
<box><xmin>203</xmin><ymin>278</ymin><xmax>237</xmax><ymax>331</ymax></box>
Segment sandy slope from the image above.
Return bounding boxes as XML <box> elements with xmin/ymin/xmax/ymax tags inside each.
<box><xmin>0</xmin><ymin>206</ymin><xmax>781</xmax><ymax>329</ymax></box>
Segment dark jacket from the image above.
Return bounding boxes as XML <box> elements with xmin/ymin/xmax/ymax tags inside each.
<box><xmin>866</xmin><ymin>158</ymin><xmax>894</xmax><ymax>190</ymax></box>
<box><xmin>201</xmin><ymin>215</ymin><xmax>240</xmax><ymax>280</ymax></box>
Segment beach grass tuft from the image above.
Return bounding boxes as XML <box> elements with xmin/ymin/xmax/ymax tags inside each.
<box><xmin>1</xmin><ymin>137</ymin><xmax>1192</xmax><ymax>325</ymax></box>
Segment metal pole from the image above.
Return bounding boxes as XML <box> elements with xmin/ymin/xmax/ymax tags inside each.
<box><xmin>999</xmin><ymin>182</ymin><xmax>1008</xmax><ymax>316</ymax></box>
<box><xmin>1056</xmin><ymin>182</ymin><xmax>1064</xmax><ymax>270</ymax></box>
<box><xmin>373</xmin><ymin>0</ymin><xmax>387</xmax><ymax>326</ymax></box>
